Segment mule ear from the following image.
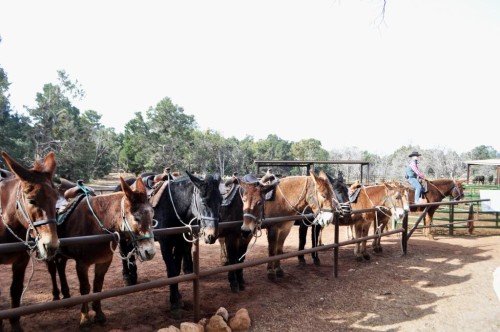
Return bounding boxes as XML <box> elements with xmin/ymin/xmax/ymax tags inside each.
<box><xmin>120</xmin><ymin>176</ymin><xmax>133</xmax><ymax>197</ymax></box>
<box><xmin>309</xmin><ymin>169</ymin><xmax>320</xmax><ymax>185</ymax></box>
<box><xmin>134</xmin><ymin>176</ymin><xmax>147</xmax><ymax>193</ymax></box>
<box><xmin>42</xmin><ymin>151</ymin><xmax>57</xmax><ymax>179</ymax></box>
<box><xmin>318</xmin><ymin>169</ymin><xmax>328</xmax><ymax>180</ymax></box>
<box><xmin>2</xmin><ymin>151</ymin><xmax>32</xmax><ymax>181</ymax></box>
<box><xmin>185</xmin><ymin>170</ymin><xmax>202</xmax><ymax>186</ymax></box>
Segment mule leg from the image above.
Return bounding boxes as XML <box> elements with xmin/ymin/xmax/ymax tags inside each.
<box><xmin>56</xmin><ymin>256</ymin><xmax>71</xmax><ymax>299</ymax></box>
<box><xmin>9</xmin><ymin>256</ymin><xmax>29</xmax><ymax>332</ymax></box>
<box><xmin>91</xmin><ymin>261</ymin><xmax>113</xmax><ymax>325</ymax></box>
<box><xmin>120</xmin><ymin>240</ymin><xmax>137</xmax><ymax>286</ymax></box>
<box><xmin>159</xmin><ymin>237</ymin><xmax>184</xmax><ymax>311</ymax></box>
<box><xmin>75</xmin><ymin>261</ymin><xmax>92</xmax><ymax>329</ymax></box>
<box><xmin>225</xmin><ymin>233</ymin><xmax>241</xmax><ymax>292</ymax></box>
<box><xmin>372</xmin><ymin>214</ymin><xmax>387</xmax><ymax>253</ymax></box>
<box><xmin>236</xmin><ymin>232</ymin><xmax>252</xmax><ymax>291</ymax></box>
<box><xmin>218</xmin><ymin>236</ymin><xmax>228</xmax><ymax>266</ymax></box>
<box><xmin>297</xmin><ymin>223</ymin><xmax>308</xmax><ymax>265</ymax></box>
<box><xmin>47</xmin><ymin>259</ymin><xmax>61</xmax><ymax>301</ymax></box>
<box><xmin>266</xmin><ymin>226</ymin><xmax>279</xmax><ymax>281</ymax></box>
<box><xmin>182</xmin><ymin>242</ymin><xmax>193</xmax><ymax>274</ymax></box>
<box><xmin>424</xmin><ymin>214</ymin><xmax>435</xmax><ymax>240</ymax></box>
<box><xmin>275</xmin><ymin>222</ymin><xmax>294</xmax><ymax>278</ymax></box>
<box><xmin>311</xmin><ymin>224</ymin><xmax>322</xmax><ymax>265</ymax></box>
<box><xmin>354</xmin><ymin>220</ymin><xmax>371</xmax><ymax>261</ymax></box>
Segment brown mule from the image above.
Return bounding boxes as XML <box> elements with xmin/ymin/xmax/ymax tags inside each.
<box><xmin>0</xmin><ymin>151</ymin><xmax>60</xmax><ymax>332</ymax></box>
<box><xmin>47</xmin><ymin>177</ymin><xmax>156</xmax><ymax>329</ymax></box>
<box><xmin>239</xmin><ymin>170</ymin><xmax>337</xmax><ymax>281</ymax></box>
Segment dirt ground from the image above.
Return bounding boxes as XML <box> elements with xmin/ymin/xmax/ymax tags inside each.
<box><xmin>1</xmin><ymin>224</ymin><xmax>500</xmax><ymax>332</ymax></box>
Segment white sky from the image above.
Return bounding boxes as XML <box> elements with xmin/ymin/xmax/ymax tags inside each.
<box><xmin>1</xmin><ymin>0</ymin><xmax>499</xmax><ymax>156</ymax></box>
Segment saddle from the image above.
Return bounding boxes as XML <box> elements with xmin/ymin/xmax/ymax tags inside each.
<box><xmin>56</xmin><ymin>181</ymin><xmax>95</xmax><ymax>226</ymax></box>
<box><xmin>420</xmin><ymin>179</ymin><xmax>428</xmax><ymax>193</ymax></box>
<box><xmin>222</xmin><ymin>181</ymin><xmax>240</xmax><ymax>207</ymax></box>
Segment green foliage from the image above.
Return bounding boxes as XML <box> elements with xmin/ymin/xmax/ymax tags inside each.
<box><xmin>0</xmin><ymin>66</ymin><xmax>498</xmax><ymax>182</ymax></box>
<box><xmin>0</xmin><ymin>67</ymin><xmax>32</xmax><ymax>164</ymax></box>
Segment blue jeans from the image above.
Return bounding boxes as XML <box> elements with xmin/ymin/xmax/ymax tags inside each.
<box><xmin>408</xmin><ymin>177</ymin><xmax>423</xmax><ymax>203</ymax></box>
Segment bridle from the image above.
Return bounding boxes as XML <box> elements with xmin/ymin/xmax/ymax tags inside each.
<box><xmin>0</xmin><ymin>182</ymin><xmax>57</xmax><ymax>254</ymax></box>
<box><xmin>428</xmin><ymin>180</ymin><xmax>464</xmax><ymax>201</ymax></box>
<box><xmin>167</xmin><ymin>179</ymin><xmax>219</xmax><ymax>242</ymax></box>
<box><xmin>330</xmin><ymin>181</ymin><xmax>353</xmax><ymax>218</ymax></box>
<box><xmin>78</xmin><ymin>182</ymin><xmax>154</xmax><ymax>261</ymax></box>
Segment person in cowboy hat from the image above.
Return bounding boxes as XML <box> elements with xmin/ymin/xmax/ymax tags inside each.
<box><xmin>405</xmin><ymin>151</ymin><xmax>427</xmax><ymax>204</ymax></box>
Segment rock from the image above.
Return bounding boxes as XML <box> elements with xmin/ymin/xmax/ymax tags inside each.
<box><xmin>206</xmin><ymin>314</ymin><xmax>231</xmax><ymax>332</ymax></box>
<box><xmin>229</xmin><ymin>308</ymin><xmax>251</xmax><ymax>331</ymax></box>
<box><xmin>157</xmin><ymin>326</ymin><xmax>180</xmax><ymax>332</ymax></box>
<box><xmin>216</xmin><ymin>307</ymin><xmax>229</xmax><ymax>321</ymax></box>
<box><xmin>179</xmin><ymin>322</ymin><xmax>204</xmax><ymax>332</ymax></box>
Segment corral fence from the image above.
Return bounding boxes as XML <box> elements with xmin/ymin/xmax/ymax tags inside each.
<box><xmin>0</xmin><ymin>198</ymin><xmax>488</xmax><ymax>323</ymax></box>
<box><xmin>392</xmin><ymin>185</ymin><xmax>499</xmax><ymax>233</ymax></box>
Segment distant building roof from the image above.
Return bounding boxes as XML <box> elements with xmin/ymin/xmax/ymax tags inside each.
<box><xmin>464</xmin><ymin>159</ymin><xmax>500</xmax><ymax>166</ymax></box>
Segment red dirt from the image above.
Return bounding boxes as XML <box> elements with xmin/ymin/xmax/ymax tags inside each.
<box><xmin>1</xmin><ymin>225</ymin><xmax>500</xmax><ymax>331</ymax></box>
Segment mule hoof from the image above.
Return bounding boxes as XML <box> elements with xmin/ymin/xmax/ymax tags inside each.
<box><xmin>363</xmin><ymin>254</ymin><xmax>371</xmax><ymax>261</ymax></box>
<box><xmin>238</xmin><ymin>283</ymin><xmax>246</xmax><ymax>291</ymax></box>
<box><xmin>79</xmin><ymin>317</ymin><xmax>92</xmax><ymax>331</ymax></box>
<box><xmin>10</xmin><ymin>321</ymin><xmax>24</xmax><ymax>332</ymax></box>
<box><xmin>230</xmin><ymin>283</ymin><xmax>239</xmax><ymax>293</ymax></box>
<box><xmin>169</xmin><ymin>308</ymin><xmax>183</xmax><ymax>320</ymax></box>
<box><xmin>267</xmin><ymin>272</ymin><xmax>277</xmax><ymax>282</ymax></box>
<box><xmin>276</xmin><ymin>268</ymin><xmax>285</xmax><ymax>278</ymax></box>
<box><xmin>94</xmin><ymin>312</ymin><xmax>106</xmax><ymax>325</ymax></box>
<box><xmin>373</xmin><ymin>247</ymin><xmax>383</xmax><ymax>253</ymax></box>
<box><xmin>355</xmin><ymin>256</ymin><xmax>364</xmax><ymax>262</ymax></box>
<box><xmin>123</xmin><ymin>275</ymin><xmax>137</xmax><ymax>286</ymax></box>
<box><xmin>313</xmin><ymin>258</ymin><xmax>321</xmax><ymax>266</ymax></box>
<box><xmin>170</xmin><ymin>299</ymin><xmax>184</xmax><ymax>311</ymax></box>
<box><xmin>298</xmin><ymin>260</ymin><xmax>307</xmax><ymax>267</ymax></box>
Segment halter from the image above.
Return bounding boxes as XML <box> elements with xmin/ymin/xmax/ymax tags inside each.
<box><xmin>80</xmin><ymin>182</ymin><xmax>154</xmax><ymax>262</ymax></box>
<box><xmin>167</xmin><ymin>180</ymin><xmax>219</xmax><ymax>242</ymax></box>
<box><xmin>451</xmin><ymin>180</ymin><xmax>464</xmax><ymax>201</ymax></box>
<box><xmin>0</xmin><ymin>182</ymin><xmax>56</xmax><ymax>254</ymax></box>
<box><xmin>363</xmin><ymin>184</ymin><xmax>408</xmax><ymax>235</ymax></box>
<box><xmin>330</xmin><ymin>182</ymin><xmax>353</xmax><ymax>217</ymax></box>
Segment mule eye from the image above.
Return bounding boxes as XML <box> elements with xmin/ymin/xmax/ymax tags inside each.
<box><xmin>28</xmin><ymin>199</ymin><xmax>37</xmax><ymax>205</ymax></box>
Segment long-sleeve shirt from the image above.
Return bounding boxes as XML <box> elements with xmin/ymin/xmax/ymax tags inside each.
<box><xmin>409</xmin><ymin>160</ymin><xmax>425</xmax><ymax>179</ymax></box>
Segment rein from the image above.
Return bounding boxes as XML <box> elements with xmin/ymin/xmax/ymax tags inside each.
<box><xmin>427</xmin><ymin>180</ymin><xmax>463</xmax><ymax>201</ymax></box>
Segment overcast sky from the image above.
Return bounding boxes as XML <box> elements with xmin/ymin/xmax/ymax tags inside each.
<box><xmin>1</xmin><ymin>0</ymin><xmax>499</xmax><ymax>156</ymax></box>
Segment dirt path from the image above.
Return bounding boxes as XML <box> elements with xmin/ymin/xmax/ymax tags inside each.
<box><xmin>1</xmin><ymin>226</ymin><xmax>500</xmax><ymax>331</ymax></box>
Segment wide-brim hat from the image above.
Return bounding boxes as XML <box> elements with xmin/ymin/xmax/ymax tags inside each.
<box><xmin>408</xmin><ymin>151</ymin><xmax>421</xmax><ymax>157</ymax></box>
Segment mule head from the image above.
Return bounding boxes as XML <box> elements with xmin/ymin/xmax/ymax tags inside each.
<box><xmin>1</xmin><ymin>151</ymin><xmax>60</xmax><ymax>260</ymax></box>
<box><xmin>239</xmin><ymin>177</ymin><xmax>278</xmax><ymax>238</ymax></box>
<box><xmin>306</xmin><ymin>170</ymin><xmax>336</xmax><ymax>227</ymax></box>
<box><xmin>186</xmin><ymin>170</ymin><xmax>222</xmax><ymax>244</ymax></box>
<box><xmin>120</xmin><ymin>176</ymin><xmax>156</xmax><ymax>261</ymax></box>
<box><xmin>325</xmin><ymin>171</ymin><xmax>352</xmax><ymax>223</ymax></box>
<box><xmin>451</xmin><ymin>179</ymin><xmax>465</xmax><ymax>201</ymax></box>
<box><xmin>385</xmin><ymin>182</ymin><xmax>410</xmax><ymax>222</ymax></box>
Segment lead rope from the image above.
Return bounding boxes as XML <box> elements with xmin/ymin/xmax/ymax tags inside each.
<box><xmin>79</xmin><ymin>183</ymin><xmax>123</xmax><ymax>257</ymax></box>
<box><xmin>0</xmin><ymin>185</ymin><xmax>43</xmax><ymax>305</ymax></box>
<box><xmin>238</xmin><ymin>187</ymin><xmax>263</xmax><ymax>261</ymax></box>
<box><xmin>167</xmin><ymin>181</ymin><xmax>198</xmax><ymax>243</ymax></box>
